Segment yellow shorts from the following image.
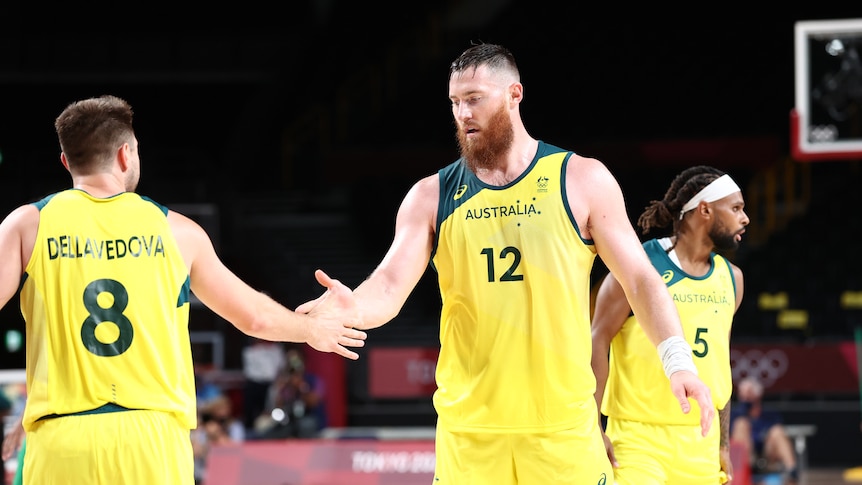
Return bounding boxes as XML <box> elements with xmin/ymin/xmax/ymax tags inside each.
<box><xmin>26</xmin><ymin>408</ymin><xmax>193</xmax><ymax>485</ymax></box>
<box><xmin>606</xmin><ymin>417</ymin><xmax>724</xmax><ymax>485</ymax></box>
<box><xmin>434</xmin><ymin>420</ymin><xmax>613</xmax><ymax>485</ymax></box>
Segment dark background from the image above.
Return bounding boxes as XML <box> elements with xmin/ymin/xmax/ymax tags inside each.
<box><xmin>1</xmin><ymin>2</ymin><xmax>861</xmax><ymax>464</ymax></box>
<box><xmin>0</xmin><ymin>1</ymin><xmax>860</xmax><ymax>368</ymax></box>
<box><xmin>2</xmin><ymin>4</ymin><xmax>859</xmax><ymax>193</ymax></box>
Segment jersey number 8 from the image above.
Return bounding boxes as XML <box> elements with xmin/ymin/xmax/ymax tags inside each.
<box><xmin>81</xmin><ymin>278</ymin><xmax>134</xmax><ymax>357</ymax></box>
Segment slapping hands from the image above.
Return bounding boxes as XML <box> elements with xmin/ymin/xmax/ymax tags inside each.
<box><xmin>300</xmin><ymin>269</ymin><xmax>366</xmax><ymax>360</ymax></box>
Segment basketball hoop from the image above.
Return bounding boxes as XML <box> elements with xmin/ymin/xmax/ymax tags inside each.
<box><xmin>793</xmin><ymin>19</ymin><xmax>862</xmax><ymax>162</ymax></box>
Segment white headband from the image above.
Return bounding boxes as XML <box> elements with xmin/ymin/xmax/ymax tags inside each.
<box><xmin>679</xmin><ymin>174</ymin><xmax>741</xmax><ymax>220</ymax></box>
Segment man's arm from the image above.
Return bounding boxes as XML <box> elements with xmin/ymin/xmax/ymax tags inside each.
<box><xmin>350</xmin><ymin>176</ymin><xmax>438</xmax><ymax>328</ymax></box>
<box><xmin>590</xmin><ymin>271</ymin><xmax>632</xmax><ymax>468</ymax></box>
<box><xmin>0</xmin><ymin>205</ymin><xmax>38</xmax><ymax>310</ymax></box>
<box><xmin>169</xmin><ymin>211</ymin><xmax>367</xmax><ymax>359</ymax></box>
<box><xmin>590</xmin><ymin>273</ymin><xmax>631</xmax><ymax>419</ymax></box>
<box><xmin>299</xmin><ymin>175</ymin><xmax>439</xmax><ymax>331</ymax></box>
<box><xmin>569</xmin><ymin>156</ymin><xmax>714</xmax><ymax>435</ymax></box>
<box><xmin>731</xmin><ymin>263</ymin><xmax>745</xmax><ymax>312</ymax></box>
<box><xmin>719</xmin><ymin>401</ymin><xmax>733</xmax><ymax>482</ymax></box>
<box><xmin>0</xmin><ymin>210</ymin><xmax>28</xmax><ymax>463</ymax></box>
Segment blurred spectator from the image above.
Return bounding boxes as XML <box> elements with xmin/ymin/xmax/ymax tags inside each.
<box><xmin>195</xmin><ymin>371</ymin><xmax>223</xmax><ymax>407</ymax></box>
<box><xmin>192</xmin><ymin>393</ymin><xmax>244</xmax><ymax>484</ymax></box>
<box><xmin>730</xmin><ymin>376</ymin><xmax>798</xmax><ymax>484</ymax></box>
<box><xmin>1</xmin><ymin>404</ymin><xmax>20</xmax><ymax>485</ymax></box>
<box><xmin>251</xmin><ymin>348</ymin><xmax>326</xmax><ymax>439</ymax></box>
<box><xmin>241</xmin><ymin>338</ymin><xmax>286</xmax><ymax>432</ymax></box>
<box><xmin>0</xmin><ymin>390</ymin><xmax>11</xmax><ymax>485</ymax></box>
<box><xmin>201</xmin><ymin>394</ymin><xmax>245</xmax><ymax>444</ymax></box>
<box><xmin>191</xmin><ymin>424</ymin><xmax>208</xmax><ymax>485</ymax></box>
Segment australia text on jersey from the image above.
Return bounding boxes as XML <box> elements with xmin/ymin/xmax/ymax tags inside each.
<box><xmin>672</xmin><ymin>292</ymin><xmax>730</xmax><ymax>304</ymax></box>
<box><xmin>463</xmin><ymin>200</ymin><xmax>539</xmax><ymax>220</ymax></box>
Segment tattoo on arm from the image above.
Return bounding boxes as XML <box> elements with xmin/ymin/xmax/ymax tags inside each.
<box><xmin>719</xmin><ymin>403</ymin><xmax>730</xmax><ymax>448</ymax></box>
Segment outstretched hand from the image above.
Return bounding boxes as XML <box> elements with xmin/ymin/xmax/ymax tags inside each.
<box><xmin>669</xmin><ymin>370</ymin><xmax>714</xmax><ymax>436</ymax></box>
<box><xmin>302</xmin><ymin>269</ymin><xmax>366</xmax><ymax>360</ymax></box>
<box><xmin>295</xmin><ymin>276</ymin><xmax>326</xmax><ymax>314</ymax></box>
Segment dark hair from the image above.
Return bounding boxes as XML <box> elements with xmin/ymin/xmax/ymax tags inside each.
<box><xmin>54</xmin><ymin>95</ymin><xmax>135</xmax><ymax>174</ymax></box>
<box><xmin>637</xmin><ymin>165</ymin><xmax>726</xmax><ymax>235</ymax></box>
<box><xmin>449</xmin><ymin>43</ymin><xmax>519</xmax><ymax>81</ymax></box>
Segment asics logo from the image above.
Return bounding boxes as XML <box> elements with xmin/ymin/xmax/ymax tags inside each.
<box><xmin>454</xmin><ymin>184</ymin><xmax>468</xmax><ymax>200</ymax></box>
<box><xmin>662</xmin><ymin>270</ymin><xmax>674</xmax><ymax>283</ymax></box>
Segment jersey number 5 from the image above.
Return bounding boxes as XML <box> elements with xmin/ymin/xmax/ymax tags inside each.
<box><xmin>81</xmin><ymin>278</ymin><xmax>134</xmax><ymax>357</ymax></box>
<box><xmin>692</xmin><ymin>327</ymin><xmax>709</xmax><ymax>358</ymax></box>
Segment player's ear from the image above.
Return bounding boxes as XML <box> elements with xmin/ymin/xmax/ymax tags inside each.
<box><xmin>509</xmin><ymin>82</ymin><xmax>523</xmax><ymax>105</ymax></box>
<box><xmin>117</xmin><ymin>143</ymin><xmax>131</xmax><ymax>171</ymax></box>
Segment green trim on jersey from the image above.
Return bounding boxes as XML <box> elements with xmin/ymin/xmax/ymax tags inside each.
<box><xmin>431</xmin><ymin>141</ymin><xmax>599</xmax><ymax>433</ymax></box>
<box><xmin>432</xmin><ymin>141</ymin><xmax>590</xmax><ymax>269</ymax></box>
<box><xmin>20</xmin><ymin>189</ymin><xmax>195</xmax><ymax>432</ymax></box>
<box><xmin>603</xmin><ymin>238</ymin><xmax>736</xmax><ymax>425</ymax></box>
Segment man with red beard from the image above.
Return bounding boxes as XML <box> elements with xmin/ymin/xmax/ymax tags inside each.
<box><xmin>302</xmin><ymin>43</ymin><xmax>713</xmax><ymax>485</ymax></box>
<box><xmin>592</xmin><ymin>166</ymin><xmax>749</xmax><ymax>484</ymax></box>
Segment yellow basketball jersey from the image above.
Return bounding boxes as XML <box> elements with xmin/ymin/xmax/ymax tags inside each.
<box><xmin>602</xmin><ymin>238</ymin><xmax>736</xmax><ymax>425</ymax></box>
<box><xmin>20</xmin><ymin>190</ymin><xmax>195</xmax><ymax>431</ymax></box>
<box><xmin>431</xmin><ymin>141</ymin><xmax>598</xmax><ymax>432</ymax></box>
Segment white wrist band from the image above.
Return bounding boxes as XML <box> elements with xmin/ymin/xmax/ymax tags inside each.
<box><xmin>657</xmin><ymin>335</ymin><xmax>698</xmax><ymax>378</ymax></box>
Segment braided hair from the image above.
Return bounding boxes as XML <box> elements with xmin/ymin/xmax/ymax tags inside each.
<box><xmin>637</xmin><ymin>165</ymin><xmax>726</xmax><ymax>236</ymax></box>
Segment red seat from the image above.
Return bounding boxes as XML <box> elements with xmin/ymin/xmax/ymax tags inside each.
<box><xmin>729</xmin><ymin>439</ymin><xmax>751</xmax><ymax>485</ymax></box>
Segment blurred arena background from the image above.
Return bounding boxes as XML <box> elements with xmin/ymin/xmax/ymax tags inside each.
<box><xmin>1</xmin><ymin>2</ymin><xmax>861</xmax><ymax>484</ymax></box>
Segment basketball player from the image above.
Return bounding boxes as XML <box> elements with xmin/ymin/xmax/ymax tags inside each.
<box><xmin>0</xmin><ymin>95</ymin><xmax>367</xmax><ymax>484</ymax></box>
<box><xmin>592</xmin><ymin>166</ymin><xmax>748</xmax><ymax>484</ymax></box>
<box><xmin>300</xmin><ymin>43</ymin><xmax>714</xmax><ymax>485</ymax></box>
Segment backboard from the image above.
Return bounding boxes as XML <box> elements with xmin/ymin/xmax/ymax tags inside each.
<box><xmin>793</xmin><ymin>18</ymin><xmax>862</xmax><ymax>161</ymax></box>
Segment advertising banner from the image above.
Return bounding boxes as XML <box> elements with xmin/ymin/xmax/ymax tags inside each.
<box><xmin>204</xmin><ymin>439</ymin><xmax>435</xmax><ymax>485</ymax></box>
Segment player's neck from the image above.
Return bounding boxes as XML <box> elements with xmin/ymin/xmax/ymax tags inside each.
<box><xmin>72</xmin><ymin>174</ymin><xmax>127</xmax><ymax>198</ymax></box>
<box><xmin>668</xmin><ymin>236</ymin><xmax>712</xmax><ymax>276</ymax></box>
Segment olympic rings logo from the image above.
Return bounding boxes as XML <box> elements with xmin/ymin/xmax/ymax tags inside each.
<box><xmin>808</xmin><ymin>124</ymin><xmax>839</xmax><ymax>143</ymax></box>
<box><xmin>730</xmin><ymin>348</ymin><xmax>789</xmax><ymax>387</ymax></box>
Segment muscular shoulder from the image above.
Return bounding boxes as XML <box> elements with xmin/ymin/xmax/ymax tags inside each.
<box><xmin>401</xmin><ymin>174</ymin><xmax>439</xmax><ymax>220</ymax></box>
<box><xmin>1</xmin><ymin>203</ymin><xmax>40</xmax><ymax>256</ymax></box>
<box><xmin>564</xmin><ymin>153</ymin><xmax>618</xmax><ymax>190</ymax></box>
<box><xmin>167</xmin><ymin>210</ymin><xmax>207</xmax><ymax>240</ymax></box>
<box><xmin>1</xmin><ymin>204</ymin><xmax>40</xmax><ymax>246</ymax></box>
<box><xmin>3</xmin><ymin>203</ymin><xmax>40</xmax><ymax>229</ymax></box>
<box><xmin>563</xmin><ymin>153</ymin><xmax>625</xmax><ymax>238</ymax></box>
<box><xmin>729</xmin><ymin>262</ymin><xmax>743</xmax><ymax>282</ymax></box>
<box><xmin>729</xmin><ymin>261</ymin><xmax>744</xmax><ymax>309</ymax></box>
<box><xmin>412</xmin><ymin>173</ymin><xmax>440</xmax><ymax>198</ymax></box>
<box><xmin>167</xmin><ymin>210</ymin><xmax>214</xmax><ymax>270</ymax></box>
